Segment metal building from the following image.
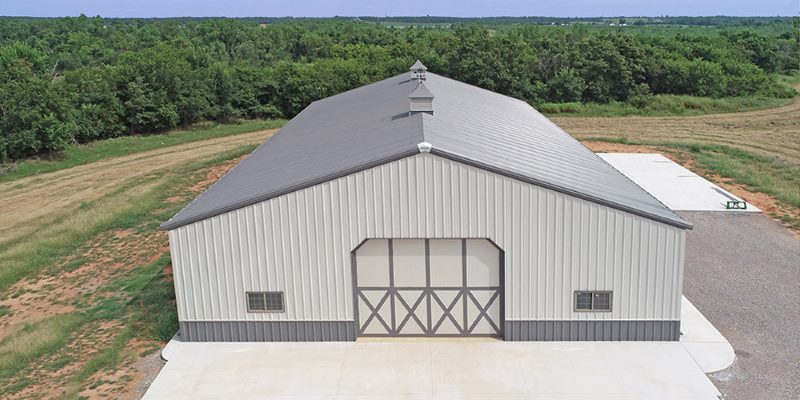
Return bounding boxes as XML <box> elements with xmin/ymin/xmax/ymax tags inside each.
<box><xmin>162</xmin><ymin>61</ymin><xmax>692</xmax><ymax>342</ymax></box>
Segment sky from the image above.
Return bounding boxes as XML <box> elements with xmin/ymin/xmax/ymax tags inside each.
<box><xmin>1</xmin><ymin>0</ymin><xmax>797</xmax><ymax>18</ymax></box>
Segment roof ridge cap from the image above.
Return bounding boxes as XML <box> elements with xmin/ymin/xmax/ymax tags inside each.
<box><xmin>419</xmin><ymin>107</ymin><xmax>427</xmax><ymax>144</ymax></box>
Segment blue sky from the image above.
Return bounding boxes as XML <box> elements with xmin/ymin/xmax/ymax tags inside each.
<box><xmin>1</xmin><ymin>0</ymin><xmax>797</xmax><ymax>18</ymax></box>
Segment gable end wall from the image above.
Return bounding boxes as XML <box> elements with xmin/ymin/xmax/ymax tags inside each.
<box><xmin>168</xmin><ymin>153</ymin><xmax>685</xmax><ymax>330</ymax></box>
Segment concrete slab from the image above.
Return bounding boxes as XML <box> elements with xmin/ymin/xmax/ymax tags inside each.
<box><xmin>160</xmin><ymin>334</ymin><xmax>183</xmax><ymax>361</ymax></box>
<box><xmin>599</xmin><ymin>153</ymin><xmax>760</xmax><ymax>212</ymax></box>
<box><xmin>144</xmin><ymin>339</ymin><xmax>722</xmax><ymax>399</ymax></box>
<box><xmin>680</xmin><ymin>297</ymin><xmax>736</xmax><ymax>373</ymax></box>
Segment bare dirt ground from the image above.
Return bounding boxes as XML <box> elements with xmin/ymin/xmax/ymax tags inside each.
<box><xmin>0</xmin><ymin>227</ymin><xmax>165</xmax><ymax>339</ymax></box>
<box><xmin>0</xmin><ymin>129</ymin><xmax>275</xmax><ymax>246</ymax></box>
<box><xmin>0</xmin><ymin>129</ymin><xmax>273</xmax><ymax>399</ymax></box>
<box><xmin>0</xmin><ymin>154</ymin><xmax>249</xmax><ymax>399</ymax></box>
<box><xmin>554</xmin><ymin>89</ymin><xmax>800</xmax><ymax>164</ymax></box>
<box><xmin>2</xmin><ymin>223</ymin><xmax>168</xmax><ymax>399</ymax></box>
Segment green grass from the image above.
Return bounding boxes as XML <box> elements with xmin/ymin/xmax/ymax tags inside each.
<box><xmin>42</xmin><ymin>355</ymin><xmax>72</xmax><ymax>372</ymax></box>
<box><xmin>0</xmin><ymin>314</ymin><xmax>83</xmax><ymax>382</ymax></box>
<box><xmin>775</xmin><ymin>72</ymin><xmax>800</xmax><ymax>91</ymax></box>
<box><xmin>0</xmin><ymin>119</ymin><xmax>285</xmax><ymax>183</ymax></box>
<box><xmin>0</xmin><ymin>145</ymin><xmax>257</xmax><ymax>293</ymax></box>
<box><xmin>3</xmin><ymin>377</ymin><xmax>32</xmax><ymax>395</ymax></box>
<box><xmin>0</xmin><ymin>146</ymin><xmax>256</xmax><ymax>396</ymax></box>
<box><xmin>0</xmin><ymin>255</ymin><xmax>172</xmax><ymax>394</ymax></box>
<box><xmin>128</xmin><ymin>258</ymin><xmax>180</xmax><ymax>342</ymax></box>
<box><xmin>543</xmin><ymin>73</ymin><xmax>800</xmax><ymax>117</ymax></box>
<box><xmin>541</xmin><ymin>94</ymin><xmax>794</xmax><ymax>117</ymax></box>
<box><xmin>0</xmin><ymin>146</ymin><xmax>258</xmax><ymax>394</ymax></box>
<box><xmin>64</xmin><ymin>327</ymin><xmax>135</xmax><ymax>399</ymax></box>
<box><xmin>587</xmin><ymin>137</ymin><xmax>800</xmax><ymax>228</ymax></box>
<box><xmin>60</xmin><ymin>264</ymin><xmax>167</xmax><ymax>399</ymax></box>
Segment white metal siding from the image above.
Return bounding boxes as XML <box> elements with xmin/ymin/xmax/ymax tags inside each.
<box><xmin>169</xmin><ymin>153</ymin><xmax>685</xmax><ymax>322</ymax></box>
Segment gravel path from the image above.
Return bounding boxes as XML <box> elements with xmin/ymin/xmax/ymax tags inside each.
<box><xmin>680</xmin><ymin>211</ymin><xmax>799</xmax><ymax>400</ymax></box>
<box><xmin>130</xmin><ymin>351</ymin><xmax>166</xmax><ymax>400</ymax></box>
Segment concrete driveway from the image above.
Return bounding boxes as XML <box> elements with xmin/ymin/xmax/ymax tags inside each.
<box><xmin>145</xmin><ymin>290</ymin><xmax>731</xmax><ymax>400</ymax></box>
<box><xmin>681</xmin><ymin>211</ymin><xmax>800</xmax><ymax>399</ymax></box>
<box><xmin>599</xmin><ymin>153</ymin><xmax>759</xmax><ymax>212</ymax></box>
<box><xmin>145</xmin><ymin>336</ymin><xmax>723</xmax><ymax>400</ymax></box>
<box><xmin>596</xmin><ymin>152</ymin><xmax>798</xmax><ymax>399</ymax></box>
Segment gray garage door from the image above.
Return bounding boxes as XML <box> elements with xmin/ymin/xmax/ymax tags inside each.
<box><xmin>354</xmin><ymin>239</ymin><xmax>503</xmax><ymax>337</ymax></box>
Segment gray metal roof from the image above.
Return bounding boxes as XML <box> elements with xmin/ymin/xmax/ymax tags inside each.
<box><xmin>162</xmin><ymin>71</ymin><xmax>692</xmax><ymax>230</ymax></box>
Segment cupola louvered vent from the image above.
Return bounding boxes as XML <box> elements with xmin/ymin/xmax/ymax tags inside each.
<box><xmin>408</xmin><ymin>81</ymin><xmax>434</xmax><ymax>115</ymax></box>
<box><xmin>410</xmin><ymin>59</ymin><xmax>427</xmax><ymax>81</ymax></box>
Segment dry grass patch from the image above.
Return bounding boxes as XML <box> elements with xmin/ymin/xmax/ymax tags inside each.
<box><xmin>0</xmin><ymin>128</ymin><xmax>274</xmax><ymax>247</ymax></box>
<box><xmin>570</xmin><ymin>86</ymin><xmax>800</xmax><ymax>233</ymax></box>
<box><xmin>0</xmin><ymin>314</ymin><xmax>83</xmax><ymax>387</ymax></box>
<box><xmin>0</xmin><ymin>176</ymin><xmax>169</xmax><ymax>293</ymax></box>
<box><xmin>0</xmin><ymin>129</ymin><xmax>275</xmax><ymax>292</ymax></box>
<box><xmin>0</xmin><ymin>146</ymin><xmax>253</xmax><ymax>398</ymax></box>
<box><xmin>557</xmin><ymin>85</ymin><xmax>800</xmax><ymax>164</ymax></box>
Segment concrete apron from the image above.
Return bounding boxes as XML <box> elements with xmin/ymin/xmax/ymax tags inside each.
<box><xmin>680</xmin><ymin>296</ymin><xmax>736</xmax><ymax>373</ymax></box>
<box><xmin>149</xmin><ymin>298</ymin><xmax>731</xmax><ymax>400</ymax></box>
<box><xmin>598</xmin><ymin>153</ymin><xmax>760</xmax><ymax>213</ymax></box>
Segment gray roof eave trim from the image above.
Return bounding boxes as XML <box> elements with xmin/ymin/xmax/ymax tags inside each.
<box><xmin>160</xmin><ymin>147</ymin><xmax>421</xmax><ymax>231</ymax></box>
<box><xmin>428</xmin><ymin>148</ymin><xmax>693</xmax><ymax>230</ymax></box>
<box><xmin>161</xmin><ymin>147</ymin><xmax>693</xmax><ymax>231</ymax></box>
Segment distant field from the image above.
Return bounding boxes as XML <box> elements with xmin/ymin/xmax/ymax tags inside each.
<box><xmin>542</xmin><ymin>75</ymin><xmax>800</xmax><ymax>117</ymax></box>
<box><xmin>540</xmin><ymin>94</ymin><xmax>794</xmax><ymax>117</ymax></box>
<box><xmin>376</xmin><ymin>21</ymin><xmax>452</xmax><ymax>28</ymax></box>
<box><xmin>0</xmin><ymin>120</ymin><xmax>286</xmax><ymax>183</ymax></box>
<box><xmin>553</xmin><ymin>84</ymin><xmax>800</xmax><ymax>164</ymax></box>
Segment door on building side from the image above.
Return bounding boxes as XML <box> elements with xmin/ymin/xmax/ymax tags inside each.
<box><xmin>353</xmin><ymin>239</ymin><xmax>503</xmax><ymax>337</ymax></box>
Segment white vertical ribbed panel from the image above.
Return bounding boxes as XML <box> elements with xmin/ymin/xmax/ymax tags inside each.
<box><xmin>168</xmin><ymin>153</ymin><xmax>686</xmax><ymax>322</ymax></box>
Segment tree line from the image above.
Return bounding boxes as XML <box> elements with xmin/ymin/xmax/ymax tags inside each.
<box><xmin>0</xmin><ymin>16</ymin><xmax>797</xmax><ymax>161</ymax></box>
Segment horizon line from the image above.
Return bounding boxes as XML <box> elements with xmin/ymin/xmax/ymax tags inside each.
<box><xmin>1</xmin><ymin>14</ymin><xmax>796</xmax><ymax>19</ymax></box>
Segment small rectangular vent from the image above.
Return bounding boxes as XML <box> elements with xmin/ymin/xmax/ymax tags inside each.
<box><xmin>247</xmin><ymin>291</ymin><xmax>285</xmax><ymax>312</ymax></box>
<box><xmin>574</xmin><ymin>291</ymin><xmax>612</xmax><ymax>312</ymax></box>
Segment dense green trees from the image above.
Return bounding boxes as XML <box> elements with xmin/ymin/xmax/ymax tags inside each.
<box><xmin>0</xmin><ymin>16</ymin><xmax>797</xmax><ymax>161</ymax></box>
<box><xmin>0</xmin><ymin>43</ymin><xmax>75</xmax><ymax>159</ymax></box>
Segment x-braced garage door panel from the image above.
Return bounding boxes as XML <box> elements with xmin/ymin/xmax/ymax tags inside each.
<box><xmin>354</xmin><ymin>239</ymin><xmax>503</xmax><ymax>337</ymax></box>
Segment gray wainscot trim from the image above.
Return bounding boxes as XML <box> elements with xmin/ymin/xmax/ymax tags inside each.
<box><xmin>504</xmin><ymin>320</ymin><xmax>681</xmax><ymax>341</ymax></box>
<box><xmin>179</xmin><ymin>321</ymin><xmax>357</xmax><ymax>342</ymax></box>
<box><xmin>180</xmin><ymin>320</ymin><xmax>680</xmax><ymax>342</ymax></box>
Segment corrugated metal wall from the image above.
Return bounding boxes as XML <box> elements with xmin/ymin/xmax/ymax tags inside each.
<box><xmin>168</xmin><ymin>153</ymin><xmax>685</xmax><ymax>323</ymax></box>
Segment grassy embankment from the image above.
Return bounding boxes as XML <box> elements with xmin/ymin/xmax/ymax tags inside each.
<box><xmin>0</xmin><ymin>119</ymin><xmax>286</xmax><ymax>183</ymax></box>
<box><xmin>0</xmin><ymin>148</ymin><xmax>257</xmax><ymax>396</ymax></box>
<box><xmin>0</xmin><ymin>121</ymin><xmax>283</xmax><ymax>397</ymax></box>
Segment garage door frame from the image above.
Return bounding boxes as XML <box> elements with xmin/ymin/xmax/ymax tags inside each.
<box><xmin>351</xmin><ymin>238</ymin><xmax>505</xmax><ymax>338</ymax></box>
